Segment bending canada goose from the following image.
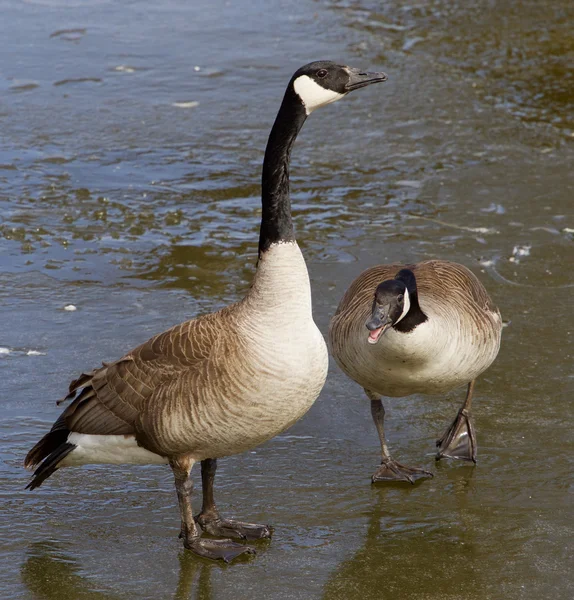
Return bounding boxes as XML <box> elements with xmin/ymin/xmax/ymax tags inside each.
<box><xmin>329</xmin><ymin>260</ymin><xmax>501</xmax><ymax>483</ymax></box>
<box><xmin>25</xmin><ymin>61</ymin><xmax>388</xmax><ymax>562</ymax></box>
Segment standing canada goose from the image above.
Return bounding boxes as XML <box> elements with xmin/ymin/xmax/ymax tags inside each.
<box><xmin>25</xmin><ymin>61</ymin><xmax>388</xmax><ymax>562</ymax></box>
<box><xmin>329</xmin><ymin>260</ymin><xmax>501</xmax><ymax>483</ymax></box>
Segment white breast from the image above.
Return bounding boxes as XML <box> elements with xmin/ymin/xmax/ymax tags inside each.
<box><xmin>244</xmin><ymin>241</ymin><xmax>328</xmax><ymax>406</ymax></box>
<box><xmin>339</xmin><ymin>308</ymin><xmax>499</xmax><ymax>397</ymax></box>
<box><xmin>177</xmin><ymin>242</ymin><xmax>329</xmax><ymax>460</ymax></box>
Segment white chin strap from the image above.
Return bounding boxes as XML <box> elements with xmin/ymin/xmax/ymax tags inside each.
<box><xmin>394</xmin><ymin>287</ymin><xmax>411</xmax><ymax>325</ymax></box>
<box><xmin>293</xmin><ymin>75</ymin><xmax>345</xmax><ymax>115</ymax></box>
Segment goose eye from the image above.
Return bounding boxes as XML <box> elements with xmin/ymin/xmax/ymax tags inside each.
<box><xmin>397</xmin><ymin>294</ymin><xmax>404</xmax><ymax>302</ymax></box>
<box><xmin>316</xmin><ymin>69</ymin><xmax>328</xmax><ymax>78</ymax></box>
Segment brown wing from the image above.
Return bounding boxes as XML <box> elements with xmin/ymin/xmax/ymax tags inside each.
<box><xmin>417</xmin><ymin>260</ymin><xmax>498</xmax><ymax>315</ymax></box>
<box><xmin>57</xmin><ymin>309</ymin><xmax>231</xmax><ymax>437</ymax></box>
<box><xmin>24</xmin><ymin>307</ymin><xmax>236</xmax><ymax>475</ymax></box>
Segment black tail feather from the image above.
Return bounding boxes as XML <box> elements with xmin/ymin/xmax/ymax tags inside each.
<box><xmin>24</xmin><ymin>429</ymin><xmax>69</xmax><ymax>470</ymax></box>
<box><xmin>26</xmin><ymin>443</ymin><xmax>75</xmax><ymax>491</ymax></box>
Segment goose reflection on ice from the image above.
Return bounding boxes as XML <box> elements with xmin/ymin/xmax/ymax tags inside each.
<box><xmin>21</xmin><ymin>542</ymin><xmax>214</xmax><ymax>600</ymax></box>
<box><xmin>322</xmin><ymin>471</ymin><xmax>481</xmax><ymax>600</ymax></box>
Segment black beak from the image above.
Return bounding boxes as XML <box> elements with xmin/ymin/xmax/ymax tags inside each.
<box><xmin>345</xmin><ymin>67</ymin><xmax>388</xmax><ymax>91</ymax></box>
<box><xmin>366</xmin><ymin>305</ymin><xmax>393</xmax><ymax>345</ymax></box>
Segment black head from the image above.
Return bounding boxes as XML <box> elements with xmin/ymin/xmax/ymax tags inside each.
<box><xmin>366</xmin><ymin>279</ymin><xmax>411</xmax><ymax>344</ymax></box>
<box><xmin>394</xmin><ymin>268</ymin><xmax>417</xmax><ymax>290</ymax></box>
<box><xmin>290</xmin><ymin>61</ymin><xmax>387</xmax><ymax>115</ymax></box>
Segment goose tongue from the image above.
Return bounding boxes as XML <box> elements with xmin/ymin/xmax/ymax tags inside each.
<box><xmin>367</xmin><ymin>326</ymin><xmax>385</xmax><ymax>344</ymax></box>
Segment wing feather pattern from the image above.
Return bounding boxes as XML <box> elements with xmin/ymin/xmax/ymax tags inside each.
<box><xmin>25</xmin><ymin>309</ymin><xmax>231</xmax><ymax>483</ymax></box>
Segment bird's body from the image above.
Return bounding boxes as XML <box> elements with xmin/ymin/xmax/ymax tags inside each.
<box><xmin>25</xmin><ymin>60</ymin><xmax>388</xmax><ymax>561</ymax></box>
<box><xmin>39</xmin><ymin>242</ymin><xmax>326</xmax><ymax>470</ymax></box>
<box><xmin>329</xmin><ymin>259</ymin><xmax>501</xmax><ymax>483</ymax></box>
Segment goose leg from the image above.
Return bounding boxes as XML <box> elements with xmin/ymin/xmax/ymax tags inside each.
<box><xmin>196</xmin><ymin>458</ymin><xmax>272</xmax><ymax>541</ymax></box>
<box><xmin>436</xmin><ymin>380</ymin><xmax>477</xmax><ymax>463</ymax></box>
<box><xmin>367</xmin><ymin>389</ymin><xmax>433</xmax><ymax>484</ymax></box>
<box><xmin>171</xmin><ymin>456</ymin><xmax>255</xmax><ymax>563</ymax></box>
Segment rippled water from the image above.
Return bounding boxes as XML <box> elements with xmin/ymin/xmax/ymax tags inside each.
<box><xmin>1</xmin><ymin>0</ymin><xmax>573</xmax><ymax>599</ymax></box>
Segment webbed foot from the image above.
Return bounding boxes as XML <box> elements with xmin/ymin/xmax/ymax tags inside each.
<box><xmin>197</xmin><ymin>513</ymin><xmax>272</xmax><ymax>541</ymax></box>
<box><xmin>371</xmin><ymin>459</ymin><xmax>433</xmax><ymax>484</ymax></box>
<box><xmin>436</xmin><ymin>407</ymin><xmax>477</xmax><ymax>463</ymax></box>
<box><xmin>184</xmin><ymin>537</ymin><xmax>256</xmax><ymax>563</ymax></box>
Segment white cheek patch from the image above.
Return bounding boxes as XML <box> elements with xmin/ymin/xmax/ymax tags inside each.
<box><xmin>293</xmin><ymin>75</ymin><xmax>345</xmax><ymax>115</ymax></box>
<box><xmin>395</xmin><ymin>287</ymin><xmax>411</xmax><ymax>325</ymax></box>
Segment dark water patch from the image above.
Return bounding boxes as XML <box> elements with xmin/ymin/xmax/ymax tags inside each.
<box><xmin>9</xmin><ymin>81</ymin><xmax>40</xmax><ymax>93</ymax></box>
<box><xmin>53</xmin><ymin>77</ymin><xmax>103</xmax><ymax>87</ymax></box>
<box><xmin>49</xmin><ymin>27</ymin><xmax>87</xmax><ymax>40</ymax></box>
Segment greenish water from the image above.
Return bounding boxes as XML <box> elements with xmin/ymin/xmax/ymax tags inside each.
<box><xmin>1</xmin><ymin>0</ymin><xmax>573</xmax><ymax>598</ymax></box>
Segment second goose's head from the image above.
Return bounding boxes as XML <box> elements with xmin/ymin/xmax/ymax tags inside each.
<box><xmin>290</xmin><ymin>61</ymin><xmax>388</xmax><ymax>115</ymax></box>
<box><xmin>366</xmin><ymin>268</ymin><xmax>428</xmax><ymax>344</ymax></box>
<box><xmin>366</xmin><ymin>280</ymin><xmax>411</xmax><ymax>344</ymax></box>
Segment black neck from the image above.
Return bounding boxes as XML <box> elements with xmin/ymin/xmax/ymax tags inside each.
<box><xmin>394</xmin><ymin>268</ymin><xmax>428</xmax><ymax>333</ymax></box>
<box><xmin>258</xmin><ymin>85</ymin><xmax>307</xmax><ymax>255</ymax></box>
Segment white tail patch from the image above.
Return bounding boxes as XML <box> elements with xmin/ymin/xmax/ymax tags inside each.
<box><xmin>293</xmin><ymin>75</ymin><xmax>345</xmax><ymax>114</ymax></box>
<box><xmin>60</xmin><ymin>433</ymin><xmax>169</xmax><ymax>467</ymax></box>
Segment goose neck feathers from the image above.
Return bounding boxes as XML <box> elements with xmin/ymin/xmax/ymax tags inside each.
<box><xmin>258</xmin><ymin>61</ymin><xmax>387</xmax><ymax>256</ymax></box>
<box><xmin>258</xmin><ymin>87</ymin><xmax>307</xmax><ymax>256</ymax></box>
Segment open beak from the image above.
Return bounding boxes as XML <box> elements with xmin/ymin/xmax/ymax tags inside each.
<box><xmin>366</xmin><ymin>310</ymin><xmax>392</xmax><ymax>345</ymax></box>
<box><xmin>345</xmin><ymin>67</ymin><xmax>388</xmax><ymax>91</ymax></box>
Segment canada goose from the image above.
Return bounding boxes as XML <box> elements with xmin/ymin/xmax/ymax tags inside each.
<box><xmin>25</xmin><ymin>61</ymin><xmax>388</xmax><ymax>562</ymax></box>
<box><xmin>329</xmin><ymin>260</ymin><xmax>501</xmax><ymax>483</ymax></box>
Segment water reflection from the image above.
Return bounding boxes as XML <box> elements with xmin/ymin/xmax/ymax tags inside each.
<box><xmin>322</xmin><ymin>474</ymin><xmax>480</xmax><ymax>600</ymax></box>
<box><xmin>175</xmin><ymin>553</ymin><xmax>214</xmax><ymax>600</ymax></box>
<box><xmin>21</xmin><ymin>542</ymin><xmax>214</xmax><ymax>600</ymax></box>
<box><xmin>22</xmin><ymin>543</ymin><xmax>122</xmax><ymax>600</ymax></box>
